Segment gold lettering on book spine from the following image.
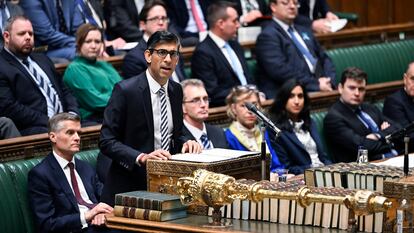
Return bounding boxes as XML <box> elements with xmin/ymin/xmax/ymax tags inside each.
<box><xmin>177</xmin><ymin>169</ymin><xmax>392</xmax><ymax>216</ymax></box>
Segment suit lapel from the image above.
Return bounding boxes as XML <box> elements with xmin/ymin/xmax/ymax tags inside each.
<box><xmin>139</xmin><ymin>74</ymin><xmax>155</xmax><ymax>145</ymax></box>
<box><xmin>46</xmin><ymin>154</ymin><xmax>79</xmax><ymax>210</ymax></box>
<box><xmin>337</xmin><ymin>102</ymin><xmax>372</xmax><ymax>135</ymax></box>
<box><xmin>168</xmin><ymin>82</ymin><xmax>182</xmax><ymax>137</ymax></box>
<box><xmin>75</xmin><ymin>159</ymin><xmax>97</xmax><ymax>203</ymax></box>
<box><xmin>206</xmin><ymin>36</ymin><xmax>238</xmax><ymax>78</ymax></box>
<box><xmin>285</xmin><ymin>130</ymin><xmax>307</xmax><ymax>151</ymax></box>
<box><xmin>1</xmin><ymin>50</ymin><xmax>39</xmax><ymax>87</ymax></box>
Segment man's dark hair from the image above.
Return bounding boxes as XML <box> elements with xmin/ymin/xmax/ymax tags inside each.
<box><xmin>139</xmin><ymin>0</ymin><xmax>167</xmax><ymax>22</ymax></box>
<box><xmin>340</xmin><ymin>67</ymin><xmax>368</xmax><ymax>85</ymax></box>
<box><xmin>146</xmin><ymin>30</ymin><xmax>180</xmax><ymax>50</ymax></box>
<box><xmin>48</xmin><ymin>113</ymin><xmax>80</xmax><ymax>134</ymax></box>
<box><xmin>207</xmin><ymin>1</ymin><xmax>237</xmax><ymax>27</ymax></box>
<box><xmin>4</xmin><ymin>15</ymin><xmax>30</xmax><ymax>33</ymax></box>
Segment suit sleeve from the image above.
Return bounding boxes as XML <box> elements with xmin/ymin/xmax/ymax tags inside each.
<box><xmin>324</xmin><ymin>108</ymin><xmax>391</xmax><ymax>161</ymax></box>
<box><xmin>383</xmin><ymin>95</ymin><xmax>410</xmax><ymax>127</ymax></box>
<box><xmin>122</xmin><ymin>49</ymin><xmax>147</xmax><ymax>79</ymax></box>
<box><xmin>105</xmin><ymin>0</ymin><xmax>142</xmax><ymax>42</ymax></box>
<box><xmin>99</xmin><ymin>84</ymin><xmax>142</xmax><ymax>171</ymax></box>
<box><xmin>271</xmin><ymin>133</ymin><xmax>308</xmax><ymax>175</ymax></box>
<box><xmin>19</xmin><ymin>0</ymin><xmax>75</xmax><ymax>48</ymax></box>
<box><xmin>0</xmin><ymin>73</ymin><xmax>49</xmax><ymax>129</ymax></box>
<box><xmin>191</xmin><ymin>48</ymin><xmax>232</xmax><ymax>105</ymax></box>
<box><xmin>28</xmin><ymin>168</ymin><xmax>82</xmax><ymax>232</ymax></box>
<box><xmin>256</xmin><ymin>29</ymin><xmax>320</xmax><ymax>91</ymax></box>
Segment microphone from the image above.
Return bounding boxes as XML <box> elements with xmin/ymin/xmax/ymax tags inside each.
<box><xmin>385</xmin><ymin>121</ymin><xmax>414</xmax><ymax>144</ymax></box>
<box><xmin>245</xmin><ymin>102</ymin><xmax>281</xmax><ymax>137</ymax></box>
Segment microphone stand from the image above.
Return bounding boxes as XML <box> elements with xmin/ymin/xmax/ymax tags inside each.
<box><xmin>260</xmin><ymin>125</ymin><xmax>267</xmax><ymax>180</ymax></box>
<box><xmin>404</xmin><ymin>135</ymin><xmax>409</xmax><ymax>176</ymax></box>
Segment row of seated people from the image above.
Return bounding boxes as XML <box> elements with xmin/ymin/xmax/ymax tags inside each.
<box><xmin>0</xmin><ymin>1</ymin><xmax>338</xmax><ymax>136</ymax></box>
<box><xmin>16</xmin><ymin>28</ymin><xmax>413</xmax><ymax>233</ymax></box>
<box><xmin>1</xmin><ymin>0</ymin><xmax>338</xmax><ymax>62</ymax></box>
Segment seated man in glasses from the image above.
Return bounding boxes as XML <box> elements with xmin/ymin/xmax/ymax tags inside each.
<box><xmin>181</xmin><ymin>79</ymin><xmax>228</xmax><ymax>149</ymax></box>
<box><xmin>122</xmin><ymin>0</ymin><xmax>186</xmax><ymax>81</ymax></box>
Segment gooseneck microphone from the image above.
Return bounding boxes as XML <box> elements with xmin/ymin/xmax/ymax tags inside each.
<box><xmin>245</xmin><ymin>102</ymin><xmax>281</xmax><ymax>137</ymax></box>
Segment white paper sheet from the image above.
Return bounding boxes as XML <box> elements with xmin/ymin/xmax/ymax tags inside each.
<box><xmin>171</xmin><ymin>148</ymin><xmax>259</xmax><ymax>163</ymax></box>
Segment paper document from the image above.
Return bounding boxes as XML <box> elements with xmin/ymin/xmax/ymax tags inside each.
<box><xmin>119</xmin><ymin>42</ymin><xmax>139</xmax><ymax>50</ymax></box>
<box><xmin>372</xmin><ymin>154</ymin><xmax>414</xmax><ymax>167</ymax></box>
<box><xmin>171</xmin><ymin>148</ymin><xmax>259</xmax><ymax>163</ymax></box>
<box><xmin>327</xmin><ymin>19</ymin><xmax>348</xmax><ymax>32</ymax></box>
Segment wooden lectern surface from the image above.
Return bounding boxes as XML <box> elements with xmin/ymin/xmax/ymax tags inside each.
<box><xmin>106</xmin><ymin>214</ymin><xmax>348</xmax><ymax>233</ymax></box>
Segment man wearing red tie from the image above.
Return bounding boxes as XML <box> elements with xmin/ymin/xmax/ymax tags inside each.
<box><xmin>28</xmin><ymin>113</ymin><xmax>115</xmax><ymax>233</ymax></box>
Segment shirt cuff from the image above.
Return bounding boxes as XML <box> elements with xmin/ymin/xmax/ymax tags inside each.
<box><xmin>136</xmin><ymin>153</ymin><xmax>145</xmax><ymax>166</ymax></box>
<box><xmin>80</xmin><ymin>210</ymin><xmax>87</xmax><ymax>229</ymax></box>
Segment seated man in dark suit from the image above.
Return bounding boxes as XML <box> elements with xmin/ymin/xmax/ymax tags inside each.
<box><xmin>383</xmin><ymin>61</ymin><xmax>414</xmax><ymax>152</ymax></box>
<box><xmin>324</xmin><ymin>67</ymin><xmax>399</xmax><ymax>163</ymax></box>
<box><xmin>28</xmin><ymin>113</ymin><xmax>113</xmax><ymax>233</ymax></box>
<box><xmin>0</xmin><ymin>16</ymin><xmax>79</xmax><ymax>136</ymax></box>
<box><xmin>122</xmin><ymin>0</ymin><xmax>186</xmax><ymax>81</ymax></box>
<box><xmin>191</xmin><ymin>1</ymin><xmax>254</xmax><ymax>107</ymax></box>
<box><xmin>256</xmin><ymin>0</ymin><xmax>335</xmax><ymax>99</ymax></box>
<box><xmin>181</xmin><ymin>79</ymin><xmax>228</xmax><ymax>149</ymax></box>
<box><xmin>99</xmin><ymin>31</ymin><xmax>201</xmax><ymax>206</ymax></box>
<box><xmin>164</xmin><ymin>0</ymin><xmax>210</xmax><ymax>46</ymax></box>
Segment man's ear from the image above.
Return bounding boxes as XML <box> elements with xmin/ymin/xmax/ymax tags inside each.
<box><xmin>49</xmin><ymin>132</ymin><xmax>57</xmax><ymax>144</ymax></box>
<box><xmin>144</xmin><ymin>50</ymin><xmax>152</xmax><ymax>63</ymax></box>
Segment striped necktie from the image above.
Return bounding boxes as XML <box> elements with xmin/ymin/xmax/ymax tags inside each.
<box><xmin>200</xmin><ymin>133</ymin><xmax>212</xmax><ymax>149</ymax></box>
<box><xmin>56</xmin><ymin>0</ymin><xmax>68</xmax><ymax>34</ymax></box>
<box><xmin>159</xmin><ymin>87</ymin><xmax>170</xmax><ymax>151</ymax></box>
<box><xmin>22</xmin><ymin>58</ymin><xmax>62</xmax><ymax>115</ymax></box>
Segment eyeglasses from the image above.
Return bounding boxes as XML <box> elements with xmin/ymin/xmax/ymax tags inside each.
<box><xmin>279</xmin><ymin>0</ymin><xmax>300</xmax><ymax>8</ymax></box>
<box><xmin>146</xmin><ymin>16</ymin><xmax>170</xmax><ymax>24</ymax></box>
<box><xmin>183</xmin><ymin>97</ymin><xmax>210</xmax><ymax>105</ymax></box>
<box><xmin>149</xmin><ymin>49</ymin><xmax>180</xmax><ymax>59</ymax></box>
<box><xmin>233</xmin><ymin>84</ymin><xmax>259</xmax><ymax>92</ymax></box>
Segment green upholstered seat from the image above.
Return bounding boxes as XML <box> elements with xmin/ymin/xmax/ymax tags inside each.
<box><xmin>327</xmin><ymin>40</ymin><xmax>414</xmax><ymax>85</ymax></box>
<box><xmin>0</xmin><ymin>164</ymin><xmax>28</xmax><ymax>233</ymax></box>
<box><xmin>0</xmin><ymin>149</ymin><xmax>100</xmax><ymax>233</ymax></box>
<box><xmin>310</xmin><ymin>111</ymin><xmax>333</xmax><ymax>161</ymax></box>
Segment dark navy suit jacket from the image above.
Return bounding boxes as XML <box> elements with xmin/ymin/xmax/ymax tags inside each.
<box><xmin>296</xmin><ymin>0</ymin><xmax>331</xmax><ymax>28</ymax></box>
<box><xmin>28</xmin><ymin>153</ymin><xmax>102</xmax><ymax>233</ymax></box>
<box><xmin>122</xmin><ymin>38</ymin><xmax>187</xmax><ymax>80</ymax></box>
<box><xmin>324</xmin><ymin>101</ymin><xmax>399</xmax><ymax>163</ymax></box>
<box><xmin>191</xmin><ymin>35</ymin><xmax>254</xmax><ymax>106</ymax></box>
<box><xmin>99</xmin><ymin>72</ymin><xmax>188</xmax><ymax>206</ymax></box>
<box><xmin>270</xmin><ymin>120</ymin><xmax>332</xmax><ymax>175</ymax></box>
<box><xmin>383</xmin><ymin>89</ymin><xmax>414</xmax><ymax>152</ymax></box>
<box><xmin>256</xmin><ymin>20</ymin><xmax>335</xmax><ymax>98</ymax></box>
<box><xmin>0</xmin><ymin>49</ymin><xmax>79</xmax><ymax>135</ymax></box>
<box><xmin>182</xmin><ymin>123</ymin><xmax>228</xmax><ymax>149</ymax></box>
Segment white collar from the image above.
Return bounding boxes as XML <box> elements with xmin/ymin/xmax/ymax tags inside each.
<box><xmin>183</xmin><ymin>120</ymin><xmax>207</xmax><ymax>140</ymax></box>
<box><xmin>146</xmin><ymin>69</ymin><xmax>169</xmax><ymax>95</ymax></box>
<box><xmin>273</xmin><ymin>16</ymin><xmax>292</xmax><ymax>33</ymax></box>
<box><xmin>208</xmin><ymin>31</ymin><xmax>227</xmax><ymax>48</ymax></box>
<box><xmin>53</xmin><ymin>150</ymin><xmax>75</xmax><ymax>170</ymax></box>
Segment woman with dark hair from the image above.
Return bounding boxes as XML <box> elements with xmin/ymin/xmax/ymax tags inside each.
<box><xmin>63</xmin><ymin>23</ymin><xmax>122</xmax><ymax>125</ymax></box>
<box><xmin>225</xmin><ymin>85</ymin><xmax>284</xmax><ymax>170</ymax></box>
<box><xmin>269</xmin><ymin>79</ymin><xmax>331</xmax><ymax>174</ymax></box>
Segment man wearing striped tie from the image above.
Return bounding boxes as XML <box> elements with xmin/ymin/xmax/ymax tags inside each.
<box><xmin>181</xmin><ymin>79</ymin><xmax>228</xmax><ymax>149</ymax></box>
<box><xmin>99</xmin><ymin>31</ymin><xmax>202</xmax><ymax>206</ymax></box>
<box><xmin>0</xmin><ymin>16</ymin><xmax>79</xmax><ymax>136</ymax></box>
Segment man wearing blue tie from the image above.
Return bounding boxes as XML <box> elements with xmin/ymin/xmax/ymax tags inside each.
<box><xmin>191</xmin><ymin>1</ymin><xmax>254</xmax><ymax>107</ymax></box>
<box><xmin>324</xmin><ymin>67</ymin><xmax>400</xmax><ymax>163</ymax></box>
<box><xmin>256</xmin><ymin>0</ymin><xmax>336</xmax><ymax>99</ymax></box>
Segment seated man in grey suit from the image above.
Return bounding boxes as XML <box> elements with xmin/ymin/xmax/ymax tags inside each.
<box><xmin>181</xmin><ymin>79</ymin><xmax>228</xmax><ymax>149</ymax></box>
<box><xmin>0</xmin><ymin>117</ymin><xmax>20</xmax><ymax>139</ymax></box>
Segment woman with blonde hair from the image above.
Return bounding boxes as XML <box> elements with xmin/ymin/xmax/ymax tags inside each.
<box><xmin>225</xmin><ymin>85</ymin><xmax>283</xmax><ymax>170</ymax></box>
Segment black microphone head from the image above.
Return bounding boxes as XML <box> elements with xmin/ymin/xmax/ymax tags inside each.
<box><xmin>245</xmin><ymin>102</ymin><xmax>257</xmax><ymax>112</ymax></box>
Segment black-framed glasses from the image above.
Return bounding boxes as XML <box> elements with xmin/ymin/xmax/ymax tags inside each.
<box><xmin>183</xmin><ymin>97</ymin><xmax>210</xmax><ymax>105</ymax></box>
<box><xmin>146</xmin><ymin>16</ymin><xmax>170</xmax><ymax>24</ymax></box>
<box><xmin>279</xmin><ymin>0</ymin><xmax>300</xmax><ymax>8</ymax></box>
<box><xmin>149</xmin><ymin>49</ymin><xmax>180</xmax><ymax>59</ymax></box>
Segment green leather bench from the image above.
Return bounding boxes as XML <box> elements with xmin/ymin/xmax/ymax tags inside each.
<box><xmin>0</xmin><ymin>149</ymin><xmax>100</xmax><ymax>233</ymax></box>
<box><xmin>326</xmin><ymin>39</ymin><xmax>414</xmax><ymax>84</ymax></box>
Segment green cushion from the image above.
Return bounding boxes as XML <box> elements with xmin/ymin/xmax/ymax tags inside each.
<box><xmin>0</xmin><ymin>164</ymin><xmax>28</xmax><ymax>233</ymax></box>
<box><xmin>327</xmin><ymin>40</ymin><xmax>414</xmax><ymax>85</ymax></box>
<box><xmin>1</xmin><ymin>149</ymin><xmax>99</xmax><ymax>233</ymax></box>
<box><xmin>334</xmin><ymin>12</ymin><xmax>358</xmax><ymax>23</ymax></box>
<box><xmin>310</xmin><ymin>111</ymin><xmax>333</xmax><ymax>161</ymax></box>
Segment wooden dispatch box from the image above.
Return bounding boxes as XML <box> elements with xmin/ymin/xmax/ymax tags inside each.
<box><xmin>146</xmin><ymin>155</ymin><xmax>262</xmax><ymax>215</ymax></box>
<box><xmin>382</xmin><ymin>176</ymin><xmax>414</xmax><ymax>232</ymax></box>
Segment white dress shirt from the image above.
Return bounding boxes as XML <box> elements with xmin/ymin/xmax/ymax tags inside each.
<box><xmin>184</xmin><ymin>0</ymin><xmax>207</xmax><ymax>33</ymax></box>
<box><xmin>183</xmin><ymin>120</ymin><xmax>214</xmax><ymax>149</ymax></box>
